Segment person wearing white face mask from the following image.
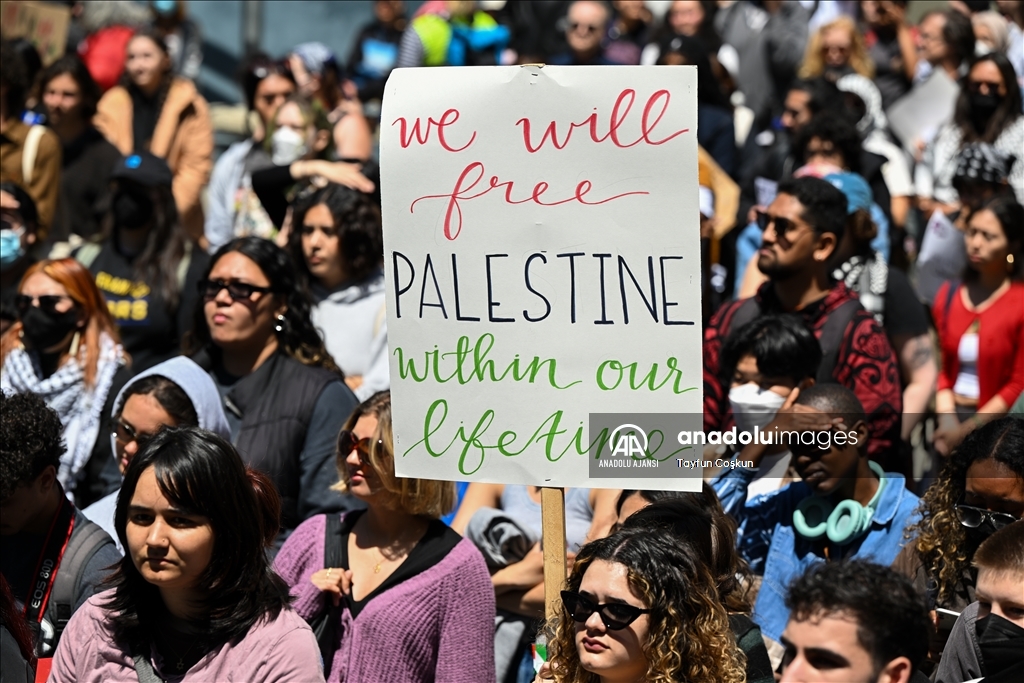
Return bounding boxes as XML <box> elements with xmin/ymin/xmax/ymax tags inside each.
<box><xmin>714</xmin><ymin>314</ymin><xmax>821</xmax><ymax>500</ymax></box>
<box><xmin>250</xmin><ymin>94</ymin><xmax>375</xmax><ymax>242</ymax></box>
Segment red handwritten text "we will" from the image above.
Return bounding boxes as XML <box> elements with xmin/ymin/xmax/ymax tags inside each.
<box><xmin>400</xmin><ymin>88</ymin><xmax>689</xmax><ymax>241</ymax></box>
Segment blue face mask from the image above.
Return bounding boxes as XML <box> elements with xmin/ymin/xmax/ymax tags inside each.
<box><xmin>153</xmin><ymin>0</ymin><xmax>177</xmax><ymax>15</ymax></box>
<box><xmin>0</xmin><ymin>228</ymin><xmax>24</xmax><ymax>268</ymax></box>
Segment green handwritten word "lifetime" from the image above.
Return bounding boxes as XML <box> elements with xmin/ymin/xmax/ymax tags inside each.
<box><xmin>402</xmin><ymin>400</ymin><xmax>695</xmax><ymax>475</ymax></box>
<box><xmin>393</xmin><ymin>333</ymin><xmax>581</xmax><ymax>389</ymax></box>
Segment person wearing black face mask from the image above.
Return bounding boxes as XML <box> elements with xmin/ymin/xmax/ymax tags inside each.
<box><xmin>935</xmin><ymin>520</ymin><xmax>1024</xmax><ymax>683</ymax></box>
<box><xmin>0</xmin><ymin>258</ymin><xmax>130</xmax><ymax>508</ymax></box>
<box><xmin>917</xmin><ymin>52</ymin><xmax>1024</xmax><ymax>218</ymax></box>
<box><xmin>894</xmin><ymin>418</ymin><xmax>1024</xmax><ymax>673</ymax></box>
<box><xmin>74</xmin><ymin>153</ymin><xmax>209</xmax><ymax>374</ymax></box>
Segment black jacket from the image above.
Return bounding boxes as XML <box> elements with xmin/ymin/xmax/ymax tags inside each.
<box><xmin>193</xmin><ymin>350</ymin><xmax>360</xmax><ymax>544</ymax></box>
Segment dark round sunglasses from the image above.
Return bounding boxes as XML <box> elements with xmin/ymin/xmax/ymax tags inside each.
<box><xmin>561</xmin><ymin>590</ymin><xmax>651</xmax><ymax>631</ymax></box>
<box><xmin>14</xmin><ymin>294</ymin><xmax>73</xmax><ymax>317</ymax></box>
<box><xmin>954</xmin><ymin>504</ymin><xmax>1017</xmax><ymax>531</ymax></box>
<box><xmin>198</xmin><ymin>278</ymin><xmax>274</xmax><ymax>301</ymax></box>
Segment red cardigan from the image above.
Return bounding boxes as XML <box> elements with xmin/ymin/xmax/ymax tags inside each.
<box><xmin>933</xmin><ymin>280</ymin><xmax>1024</xmax><ymax>408</ymax></box>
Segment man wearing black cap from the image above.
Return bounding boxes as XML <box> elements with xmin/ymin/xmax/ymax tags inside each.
<box><xmin>0</xmin><ymin>182</ymin><xmax>39</xmax><ymax>336</ymax></box>
<box><xmin>74</xmin><ymin>152</ymin><xmax>209</xmax><ymax>373</ymax></box>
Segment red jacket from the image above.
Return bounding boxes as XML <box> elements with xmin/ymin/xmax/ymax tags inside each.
<box><xmin>704</xmin><ymin>281</ymin><xmax>903</xmax><ymax>470</ymax></box>
<box><xmin>933</xmin><ymin>281</ymin><xmax>1024</xmax><ymax>408</ymax></box>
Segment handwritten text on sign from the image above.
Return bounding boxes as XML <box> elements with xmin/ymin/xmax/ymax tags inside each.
<box><xmin>380</xmin><ymin>66</ymin><xmax>702</xmax><ymax>490</ymax></box>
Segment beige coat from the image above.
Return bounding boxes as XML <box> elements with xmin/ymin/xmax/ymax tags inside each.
<box><xmin>94</xmin><ymin>77</ymin><xmax>212</xmax><ymax>241</ymax></box>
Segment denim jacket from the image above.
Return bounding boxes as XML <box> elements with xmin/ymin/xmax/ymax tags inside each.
<box><xmin>712</xmin><ymin>465</ymin><xmax>921</xmax><ymax>642</ymax></box>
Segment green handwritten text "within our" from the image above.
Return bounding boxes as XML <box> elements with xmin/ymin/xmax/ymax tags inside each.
<box><xmin>393</xmin><ymin>333</ymin><xmax>581</xmax><ymax>389</ymax></box>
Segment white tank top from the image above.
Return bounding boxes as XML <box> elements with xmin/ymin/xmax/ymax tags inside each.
<box><xmin>953</xmin><ymin>332</ymin><xmax>980</xmax><ymax>399</ymax></box>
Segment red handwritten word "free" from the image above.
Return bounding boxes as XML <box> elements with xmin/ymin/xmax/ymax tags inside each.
<box><xmin>410</xmin><ymin>162</ymin><xmax>649</xmax><ymax>240</ymax></box>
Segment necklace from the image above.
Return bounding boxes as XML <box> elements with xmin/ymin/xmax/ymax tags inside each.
<box><xmin>162</xmin><ymin>633</ymin><xmax>201</xmax><ymax>672</ymax></box>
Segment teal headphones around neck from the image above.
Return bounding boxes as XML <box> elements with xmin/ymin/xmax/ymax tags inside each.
<box><xmin>793</xmin><ymin>461</ymin><xmax>887</xmax><ymax>546</ymax></box>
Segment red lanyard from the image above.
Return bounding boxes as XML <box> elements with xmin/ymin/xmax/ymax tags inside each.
<box><xmin>23</xmin><ymin>495</ymin><xmax>76</xmax><ymax>625</ymax></box>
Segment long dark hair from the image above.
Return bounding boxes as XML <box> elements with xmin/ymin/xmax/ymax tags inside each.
<box><xmin>183</xmin><ymin>236</ymin><xmax>341</xmax><ymax>373</ymax></box>
<box><xmin>104</xmin><ymin>427</ymin><xmax>290</xmax><ymax>646</ymax></box>
<box><xmin>120</xmin><ymin>27</ymin><xmax>173</xmax><ymax>116</ymax></box>
<box><xmin>617</xmin><ymin>485</ymin><xmax>754</xmax><ymax>615</ymax></box>
<box><xmin>99</xmin><ymin>179</ymin><xmax>188</xmax><ymax>309</ymax></box>
<box><xmin>954</xmin><ymin>52</ymin><xmax>1024</xmax><ymax>144</ymax></box>
<box><xmin>288</xmin><ymin>183</ymin><xmax>383</xmax><ymax>288</ymax></box>
<box><xmin>117</xmin><ymin>375</ymin><xmax>198</xmax><ymax>426</ymax></box>
<box><xmin>38</xmin><ymin>54</ymin><xmax>102</xmax><ymax>119</ymax></box>
<box><xmin>908</xmin><ymin>418</ymin><xmax>1024</xmax><ymax>607</ymax></box>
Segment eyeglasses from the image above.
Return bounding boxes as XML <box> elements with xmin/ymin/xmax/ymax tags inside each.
<box><xmin>198</xmin><ymin>278</ymin><xmax>274</xmax><ymax>301</ymax></box>
<box><xmin>113</xmin><ymin>418</ymin><xmax>155</xmax><ymax>450</ymax></box>
<box><xmin>569</xmin><ymin>22</ymin><xmax>600</xmax><ymax>34</ymax></box>
<box><xmin>954</xmin><ymin>504</ymin><xmax>1017</xmax><ymax>531</ymax></box>
<box><xmin>560</xmin><ymin>590</ymin><xmax>651</xmax><ymax>631</ymax></box>
<box><xmin>14</xmin><ymin>294</ymin><xmax>73</xmax><ymax>316</ymax></box>
<box><xmin>337</xmin><ymin>429</ymin><xmax>384</xmax><ymax>458</ymax></box>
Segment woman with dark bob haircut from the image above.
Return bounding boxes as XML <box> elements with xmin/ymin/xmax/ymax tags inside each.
<box><xmin>542</xmin><ymin>525</ymin><xmax>746</xmax><ymax>683</ymax></box>
<box><xmin>287</xmin><ymin>183</ymin><xmax>387</xmax><ymax>400</ymax></box>
<box><xmin>47</xmin><ymin>427</ymin><xmax>325</xmax><ymax>682</ymax></box>
<box><xmin>184</xmin><ymin>237</ymin><xmax>360</xmax><ymax>549</ymax></box>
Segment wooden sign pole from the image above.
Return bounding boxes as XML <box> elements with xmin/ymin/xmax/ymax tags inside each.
<box><xmin>540</xmin><ymin>487</ymin><xmax>567</xmax><ymax>621</ymax></box>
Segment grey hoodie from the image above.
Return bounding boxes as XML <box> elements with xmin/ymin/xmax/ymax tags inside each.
<box><xmin>81</xmin><ymin>357</ymin><xmax>231</xmax><ymax>552</ymax></box>
<box><xmin>310</xmin><ymin>269</ymin><xmax>389</xmax><ymax>401</ymax></box>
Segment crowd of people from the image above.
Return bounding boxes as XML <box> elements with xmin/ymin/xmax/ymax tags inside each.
<box><xmin>2</xmin><ymin>1</ymin><xmax>1024</xmax><ymax>682</ymax></box>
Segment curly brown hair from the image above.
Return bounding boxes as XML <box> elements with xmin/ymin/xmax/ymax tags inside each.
<box><xmin>908</xmin><ymin>418</ymin><xmax>1024</xmax><ymax>607</ymax></box>
<box><xmin>545</xmin><ymin>526</ymin><xmax>746</xmax><ymax>683</ymax></box>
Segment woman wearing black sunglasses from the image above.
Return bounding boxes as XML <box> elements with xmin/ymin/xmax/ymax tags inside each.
<box><xmin>542</xmin><ymin>525</ymin><xmax>745</xmax><ymax>683</ymax></box>
<box><xmin>1</xmin><ymin>258</ymin><xmax>130</xmax><ymax>507</ymax></box>
<box><xmin>183</xmin><ymin>236</ymin><xmax>360</xmax><ymax>551</ymax></box>
<box><xmin>894</xmin><ymin>418</ymin><xmax>1023</xmax><ymax>661</ymax></box>
<box><xmin>274</xmin><ymin>391</ymin><xmax>496</xmax><ymax>682</ymax></box>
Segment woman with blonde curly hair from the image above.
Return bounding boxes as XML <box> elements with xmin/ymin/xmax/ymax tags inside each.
<box><xmin>541</xmin><ymin>525</ymin><xmax>745</xmax><ymax>683</ymax></box>
<box><xmin>893</xmin><ymin>418</ymin><xmax>1023</xmax><ymax>663</ymax></box>
<box><xmin>799</xmin><ymin>16</ymin><xmax>875</xmax><ymax>80</ymax></box>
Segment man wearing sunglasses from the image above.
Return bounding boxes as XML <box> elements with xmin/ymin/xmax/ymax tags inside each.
<box><xmin>781</xmin><ymin>560</ymin><xmax>930</xmax><ymax>683</ymax></box>
<box><xmin>704</xmin><ymin>176</ymin><xmax>904</xmax><ymax>473</ymax></box>
<box><xmin>713</xmin><ymin>384</ymin><xmax>920</xmax><ymax>647</ymax></box>
<box><xmin>549</xmin><ymin>1</ymin><xmax>619</xmax><ymax>66</ymax></box>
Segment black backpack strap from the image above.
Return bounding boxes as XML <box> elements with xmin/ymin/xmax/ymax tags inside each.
<box><xmin>816</xmin><ymin>299</ymin><xmax>865</xmax><ymax>384</ymax></box>
<box><xmin>324</xmin><ymin>513</ymin><xmax>343</xmax><ymax>568</ymax></box>
<box><xmin>132</xmin><ymin>651</ymin><xmax>166</xmax><ymax>683</ymax></box>
<box><xmin>942</xmin><ymin>279</ymin><xmax>961</xmax><ymax>341</ymax></box>
<box><xmin>47</xmin><ymin>520</ymin><xmax>115</xmax><ymax>647</ymax></box>
<box><xmin>724</xmin><ymin>297</ymin><xmax>762</xmax><ymax>341</ymax></box>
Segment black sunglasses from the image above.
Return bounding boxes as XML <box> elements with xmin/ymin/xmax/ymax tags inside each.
<box><xmin>15</xmin><ymin>294</ymin><xmax>73</xmax><ymax>316</ymax></box>
<box><xmin>113</xmin><ymin>418</ymin><xmax>155</xmax><ymax>449</ymax></box>
<box><xmin>561</xmin><ymin>590</ymin><xmax>651</xmax><ymax>631</ymax></box>
<box><xmin>337</xmin><ymin>429</ymin><xmax>383</xmax><ymax>458</ymax></box>
<box><xmin>198</xmin><ymin>278</ymin><xmax>274</xmax><ymax>301</ymax></box>
<box><xmin>954</xmin><ymin>504</ymin><xmax>1017</xmax><ymax>531</ymax></box>
<box><xmin>756</xmin><ymin>211</ymin><xmax>798</xmax><ymax>236</ymax></box>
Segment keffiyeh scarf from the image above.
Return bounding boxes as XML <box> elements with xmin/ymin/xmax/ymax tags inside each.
<box><xmin>1</xmin><ymin>334</ymin><xmax>124</xmax><ymax>501</ymax></box>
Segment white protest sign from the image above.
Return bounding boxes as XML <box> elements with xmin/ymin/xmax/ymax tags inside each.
<box><xmin>380</xmin><ymin>66</ymin><xmax>702</xmax><ymax>491</ymax></box>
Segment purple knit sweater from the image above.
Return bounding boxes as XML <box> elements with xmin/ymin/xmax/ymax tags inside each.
<box><xmin>274</xmin><ymin>513</ymin><xmax>496</xmax><ymax>683</ymax></box>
